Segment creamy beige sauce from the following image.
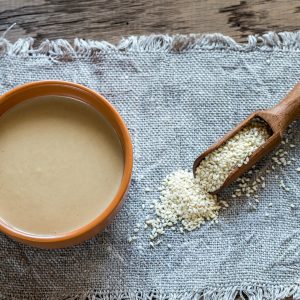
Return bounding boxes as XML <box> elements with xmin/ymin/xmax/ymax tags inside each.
<box><xmin>0</xmin><ymin>96</ymin><xmax>124</xmax><ymax>236</ymax></box>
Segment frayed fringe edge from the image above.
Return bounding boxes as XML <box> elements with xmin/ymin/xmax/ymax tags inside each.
<box><xmin>1</xmin><ymin>286</ymin><xmax>300</xmax><ymax>300</ymax></box>
<box><xmin>1</xmin><ymin>31</ymin><xmax>300</xmax><ymax>60</ymax></box>
<box><xmin>63</xmin><ymin>285</ymin><xmax>300</xmax><ymax>300</ymax></box>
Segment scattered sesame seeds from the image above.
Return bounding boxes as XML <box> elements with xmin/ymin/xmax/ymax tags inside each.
<box><xmin>144</xmin><ymin>119</ymin><xmax>271</xmax><ymax>242</ymax></box>
<box><xmin>141</xmin><ymin>121</ymin><xmax>297</xmax><ymax>245</ymax></box>
<box><xmin>128</xmin><ymin>236</ymin><xmax>137</xmax><ymax>243</ymax></box>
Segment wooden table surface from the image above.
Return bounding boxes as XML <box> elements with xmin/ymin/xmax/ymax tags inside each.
<box><xmin>1</xmin><ymin>0</ymin><xmax>300</xmax><ymax>43</ymax></box>
<box><xmin>0</xmin><ymin>1</ymin><xmax>297</xmax><ymax>300</ymax></box>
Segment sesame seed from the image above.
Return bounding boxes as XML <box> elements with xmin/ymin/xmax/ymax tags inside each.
<box><xmin>147</xmin><ymin>118</ymin><xmax>270</xmax><ymax>243</ymax></box>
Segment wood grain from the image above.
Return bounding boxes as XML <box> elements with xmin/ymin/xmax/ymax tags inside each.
<box><xmin>1</xmin><ymin>0</ymin><xmax>300</xmax><ymax>44</ymax></box>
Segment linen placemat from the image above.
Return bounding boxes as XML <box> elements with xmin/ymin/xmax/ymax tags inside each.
<box><xmin>1</xmin><ymin>32</ymin><xmax>300</xmax><ymax>300</ymax></box>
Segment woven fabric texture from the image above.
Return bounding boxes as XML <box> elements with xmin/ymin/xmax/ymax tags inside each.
<box><xmin>1</xmin><ymin>33</ymin><xmax>300</xmax><ymax>300</ymax></box>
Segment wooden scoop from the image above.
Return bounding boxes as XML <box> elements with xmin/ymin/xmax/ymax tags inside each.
<box><xmin>193</xmin><ymin>83</ymin><xmax>300</xmax><ymax>194</ymax></box>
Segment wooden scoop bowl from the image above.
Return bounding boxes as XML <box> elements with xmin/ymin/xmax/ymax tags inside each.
<box><xmin>193</xmin><ymin>83</ymin><xmax>300</xmax><ymax>194</ymax></box>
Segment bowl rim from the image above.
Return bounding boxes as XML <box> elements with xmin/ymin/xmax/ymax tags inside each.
<box><xmin>0</xmin><ymin>80</ymin><xmax>133</xmax><ymax>245</ymax></box>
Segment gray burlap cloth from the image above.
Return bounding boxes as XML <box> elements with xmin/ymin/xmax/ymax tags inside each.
<box><xmin>1</xmin><ymin>32</ymin><xmax>300</xmax><ymax>300</ymax></box>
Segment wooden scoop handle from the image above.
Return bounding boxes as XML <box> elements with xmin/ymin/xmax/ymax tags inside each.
<box><xmin>262</xmin><ymin>83</ymin><xmax>300</xmax><ymax>135</ymax></box>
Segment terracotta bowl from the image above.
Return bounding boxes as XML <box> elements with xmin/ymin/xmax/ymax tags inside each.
<box><xmin>0</xmin><ymin>81</ymin><xmax>133</xmax><ymax>248</ymax></box>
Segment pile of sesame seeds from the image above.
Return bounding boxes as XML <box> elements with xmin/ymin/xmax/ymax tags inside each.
<box><xmin>147</xmin><ymin>170</ymin><xmax>223</xmax><ymax>232</ymax></box>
